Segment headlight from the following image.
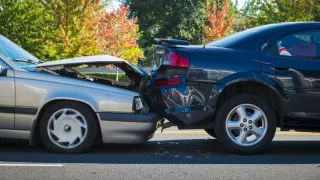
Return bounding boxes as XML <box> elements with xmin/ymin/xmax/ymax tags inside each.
<box><xmin>133</xmin><ymin>97</ymin><xmax>149</xmax><ymax>114</ymax></box>
<box><xmin>134</xmin><ymin>97</ymin><xmax>144</xmax><ymax>110</ymax></box>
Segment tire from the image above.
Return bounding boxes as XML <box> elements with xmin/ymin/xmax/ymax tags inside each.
<box><xmin>204</xmin><ymin>129</ymin><xmax>217</xmax><ymax>138</ymax></box>
<box><xmin>214</xmin><ymin>93</ymin><xmax>276</xmax><ymax>155</ymax></box>
<box><xmin>40</xmin><ymin>101</ymin><xmax>98</xmax><ymax>153</ymax></box>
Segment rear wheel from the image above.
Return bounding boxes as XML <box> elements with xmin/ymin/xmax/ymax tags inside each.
<box><xmin>204</xmin><ymin>129</ymin><xmax>217</xmax><ymax>138</ymax></box>
<box><xmin>40</xmin><ymin>101</ymin><xmax>98</xmax><ymax>153</ymax></box>
<box><xmin>214</xmin><ymin>94</ymin><xmax>276</xmax><ymax>154</ymax></box>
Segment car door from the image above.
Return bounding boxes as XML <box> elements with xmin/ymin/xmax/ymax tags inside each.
<box><xmin>0</xmin><ymin>58</ymin><xmax>15</xmax><ymax>129</ymax></box>
<box><xmin>261</xmin><ymin>29</ymin><xmax>320</xmax><ymax>125</ymax></box>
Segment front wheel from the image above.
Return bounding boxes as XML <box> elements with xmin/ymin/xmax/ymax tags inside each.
<box><xmin>40</xmin><ymin>101</ymin><xmax>98</xmax><ymax>153</ymax></box>
<box><xmin>214</xmin><ymin>94</ymin><xmax>276</xmax><ymax>154</ymax></box>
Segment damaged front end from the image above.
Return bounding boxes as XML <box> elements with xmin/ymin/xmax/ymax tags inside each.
<box><xmin>34</xmin><ymin>55</ymin><xmax>184</xmax><ymax>132</ymax></box>
<box><xmin>35</xmin><ymin>55</ymin><xmax>149</xmax><ymax>93</ymax></box>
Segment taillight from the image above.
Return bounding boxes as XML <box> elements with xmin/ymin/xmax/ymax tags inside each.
<box><xmin>155</xmin><ymin>76</ymin><xmax>181</xmax><ymax>87</ymax></box>
<box><xmin>163</xmin><ymin>51</ymin><xmax>189</xmax><ymax>67</ymax></box>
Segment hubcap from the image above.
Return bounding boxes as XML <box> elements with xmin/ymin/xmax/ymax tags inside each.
<box><xmin>225</xmin><ymin>104</ymin><xmax>268</xmax><ymax>146</ymax></box>
<box><xmin>47</xmin><ymin>108</ymin><xmax>88</xmax><ymax>149</ymax></box>
<box><xmin>64</xmin><ymin>125</ymin><xmax>71</xmax><ymax>132</ymax></box>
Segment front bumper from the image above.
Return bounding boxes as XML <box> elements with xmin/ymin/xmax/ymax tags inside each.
<box><xmin>97</xmin><ymin>112</ymin><xmax>161</xmax><ymax>144</ymax></box>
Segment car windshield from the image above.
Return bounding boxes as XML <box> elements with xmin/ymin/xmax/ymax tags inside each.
<box><xmin>207</xmin><ymin>26</ymin><xmax>262</xmax><ymax>47</ymax></box>
<box><xmin>0</xmin><ymin>35</ymin><xmax>40</xmax><ymax>69</ymax></box>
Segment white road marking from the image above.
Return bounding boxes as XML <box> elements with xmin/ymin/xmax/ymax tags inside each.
<box><xmin>156</xmin><ymin>130</ymin><xmax>320</xmax><ymax>135</ymax></box>
<box><xmin>0</xmin><ymin>164</ymin><xmax>63</xmax><ymax>167</ymax></box>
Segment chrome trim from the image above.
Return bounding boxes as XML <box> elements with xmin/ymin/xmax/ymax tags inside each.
<box><xmin>0</xmin><ymin>54</ymin><xmax>24</xmax><ymax>71</ymax></box>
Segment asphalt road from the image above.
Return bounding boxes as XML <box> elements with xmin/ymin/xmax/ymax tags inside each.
<box><xmin>0</xmin><ymin>128</ymin><xmax>320</xmax><ymax>180</ymax></box>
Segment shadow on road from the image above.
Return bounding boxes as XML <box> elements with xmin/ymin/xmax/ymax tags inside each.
<box><xmin>0</xmin><ymin>139</ymin><xmax>320</xmax><ymax>165</ymax></box>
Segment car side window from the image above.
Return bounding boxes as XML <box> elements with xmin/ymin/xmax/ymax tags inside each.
<box><xmin>270</xmin><ymin>30</ymin><xmax>320</xmax><ymax>59</ymax></box>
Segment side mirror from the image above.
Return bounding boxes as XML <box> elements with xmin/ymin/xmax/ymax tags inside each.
<box><xmin>0</xmin><ymin>65</ymin><xmax>7</xmax><ymax>76</ymax></box>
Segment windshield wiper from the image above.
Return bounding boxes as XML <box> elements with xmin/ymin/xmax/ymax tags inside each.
<box><xmin>12</xmin><ymin>58</ymin><xmax>41</xmax><ymax>65</ymax></box>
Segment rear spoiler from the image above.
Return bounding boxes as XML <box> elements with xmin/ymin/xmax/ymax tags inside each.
<box><xmin>155</xmin><ymin>38</ymin><xmax>191</xmax><ymax>47</ymax></box>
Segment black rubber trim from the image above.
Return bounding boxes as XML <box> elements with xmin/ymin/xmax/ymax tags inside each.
<box><xmin>0</xmin><ymin>106</ymin><xmax>38</xmax><ymax>115</ymax></box>
<box><xmin>15</xmin><ymin>107</ymin><xmax>38</xmax><ymax>115</ymax></box>
<box><xmin>0</xmin><ymin>106</ymin><xmax>14</xmax><ymax>114</ymax></box>
<box><xmin>98</xmin><ymin>112</ymin><xmax>160</xmax><ymax>123</ymax></box>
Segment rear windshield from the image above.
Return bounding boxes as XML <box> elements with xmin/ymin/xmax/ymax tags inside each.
<box><xmin>207</xmin><ymin>24</ymin><xmax>278</xmax><ymax>48</ymax></box>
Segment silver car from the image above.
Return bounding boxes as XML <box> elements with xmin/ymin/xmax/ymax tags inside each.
<box><xmin>0</xmin><ymin>35</ymin><xmax>160</xmax><ymax>153</ymax></box>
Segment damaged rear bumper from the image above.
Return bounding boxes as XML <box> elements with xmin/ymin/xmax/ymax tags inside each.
<box><xmin>144</xmin><ymin>84</ymin><xmax>216</xmax><ymax>128</ymax></box>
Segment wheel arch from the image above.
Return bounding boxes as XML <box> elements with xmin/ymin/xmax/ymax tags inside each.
<box><xmin>214</xmin><ymin>76</ymin><xmax>287</xmax><ymax>127</ymax></box>
<box><xmin>29</xmin><ymin>98</ymin><xmax>102</xmax><ymax>145</ymax></box>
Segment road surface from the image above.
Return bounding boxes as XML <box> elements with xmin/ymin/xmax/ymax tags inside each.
<box><xmin>0</xmin><ymin>128</ymin><xmax>319</xmax><ymax>180</ymax></box>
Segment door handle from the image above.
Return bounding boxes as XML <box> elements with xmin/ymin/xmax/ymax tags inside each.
<box><xmin>274</xmin><ymin>67</ymin><xmax>289</xmax><ymax>71</ymax></box>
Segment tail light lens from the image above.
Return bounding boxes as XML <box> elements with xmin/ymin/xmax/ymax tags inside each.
<box><xmin>163</xmin><ymin>51</ymin><xmax>189</xmax><ymax>67</ymax></box>
<box><xmin>155</xmin><ymin>76</ymin><xmax>181</xmax><ymax>87</ymax></box>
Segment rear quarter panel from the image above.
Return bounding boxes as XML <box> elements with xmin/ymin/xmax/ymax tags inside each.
<box><xmin>185</xmin><ymin>47</ymin><xmax>260</xmax><ymax>83</ymax></box>
<box><xmin>148</xmin><ymin>47</ymin><xmax>262</xmax><ymax>127</ymax></box>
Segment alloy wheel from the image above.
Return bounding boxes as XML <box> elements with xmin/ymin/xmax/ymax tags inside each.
<box><xmin>225</xmin><ymin>104</ymin><xmax>268</xmax><ymax>146</ymax></box>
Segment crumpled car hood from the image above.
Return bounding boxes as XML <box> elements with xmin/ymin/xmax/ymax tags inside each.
<box><xmin>35</xmin><ymin>55</ymin><xmax>146</xmax><ymax>76</ymax></box>
<box><xmin>34</xmin><ymin>55</ymin><xmax>145</xmax><ymax>72</ymax></box>
<box><xmin>35</xmin><ymin>55</ymin><xmax>125</xmax><ymax>67</ymax></box>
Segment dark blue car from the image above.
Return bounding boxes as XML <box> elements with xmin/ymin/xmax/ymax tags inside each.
<box><xmin>144</xmin><ymin>22</ymin><xmax>320</xmax><ymax>154</ymax></box>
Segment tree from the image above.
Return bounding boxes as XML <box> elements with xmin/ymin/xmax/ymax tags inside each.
<box><xmin>99</xmin><ymin>4</ymin><xmax>143</xmax><ymax>64</ymax></box>
<box><xmin>124</xmin><ymin>0</ymin><xmax>237</xmax><ymax>66</ymax></box>
<box><xmin>204</xmin><ymin>1</ymin><xmax>234</xmax><ymax>43</ymax></box>
<box><xmin>0</xmin><ymin>0</ymin><xmax>55</xmax><ymax>60</ymax></box>
<box><xmin>239</xmin><ymin>0</ymin><xmax>319</xmax><ymax>30</ymax></box>
<box><xmin>42</xmin><ymin>0</ymin><xmax>107</xmax><ymax>60</ymax></box>
<box><xmin>0</xmin><ymin>0</ymin><xmax>110</xmax><ymax>61</ymax></box>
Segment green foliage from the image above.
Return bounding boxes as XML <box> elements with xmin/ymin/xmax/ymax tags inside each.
<box><xmin>0</xmin><ymin>0</ymin><xmax>55</xmax><ymax>60</ymax></box>
<box><xmin>3</xmin><ymin>0</ymin><xmax>320</xmax><ymax>66</ymax></box>
<box><xmin>238</xmin><ymin>0</ymin><xmax>319</xmax><ymax>31</ymax></box>
<box><xmin>124</xmin><ymin>0</ymin><xmax>237</xmax><ymax>66</ymax></box>
<box><xmin>0</xmin><ymin>0</ymin><xmax>109</xmax><ymax>61</ymax></box>
<box><xmin>99</xmin><ymin>5</ymin><xmax>143</xmax><ymax>64</ymax></box>
<box><xmin>42</xmin><ymin>0</ymin><xmax>106</xmax><ymax>60</ymax></box>
<box><xmin>126</xmin><ymin>0</ymin><xmax>206</xmax><ymax>66</ymax></box>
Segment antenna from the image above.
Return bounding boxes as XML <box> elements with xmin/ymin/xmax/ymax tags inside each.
<box><xmin>189</xmin><ymin>0</ymin><xmax>198</xmax><ymax>16</ymax></box>
<box><xmin>188</xmin><ymin>0</ymin><xmax>206</xmax><ymax>48</ymax></box>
